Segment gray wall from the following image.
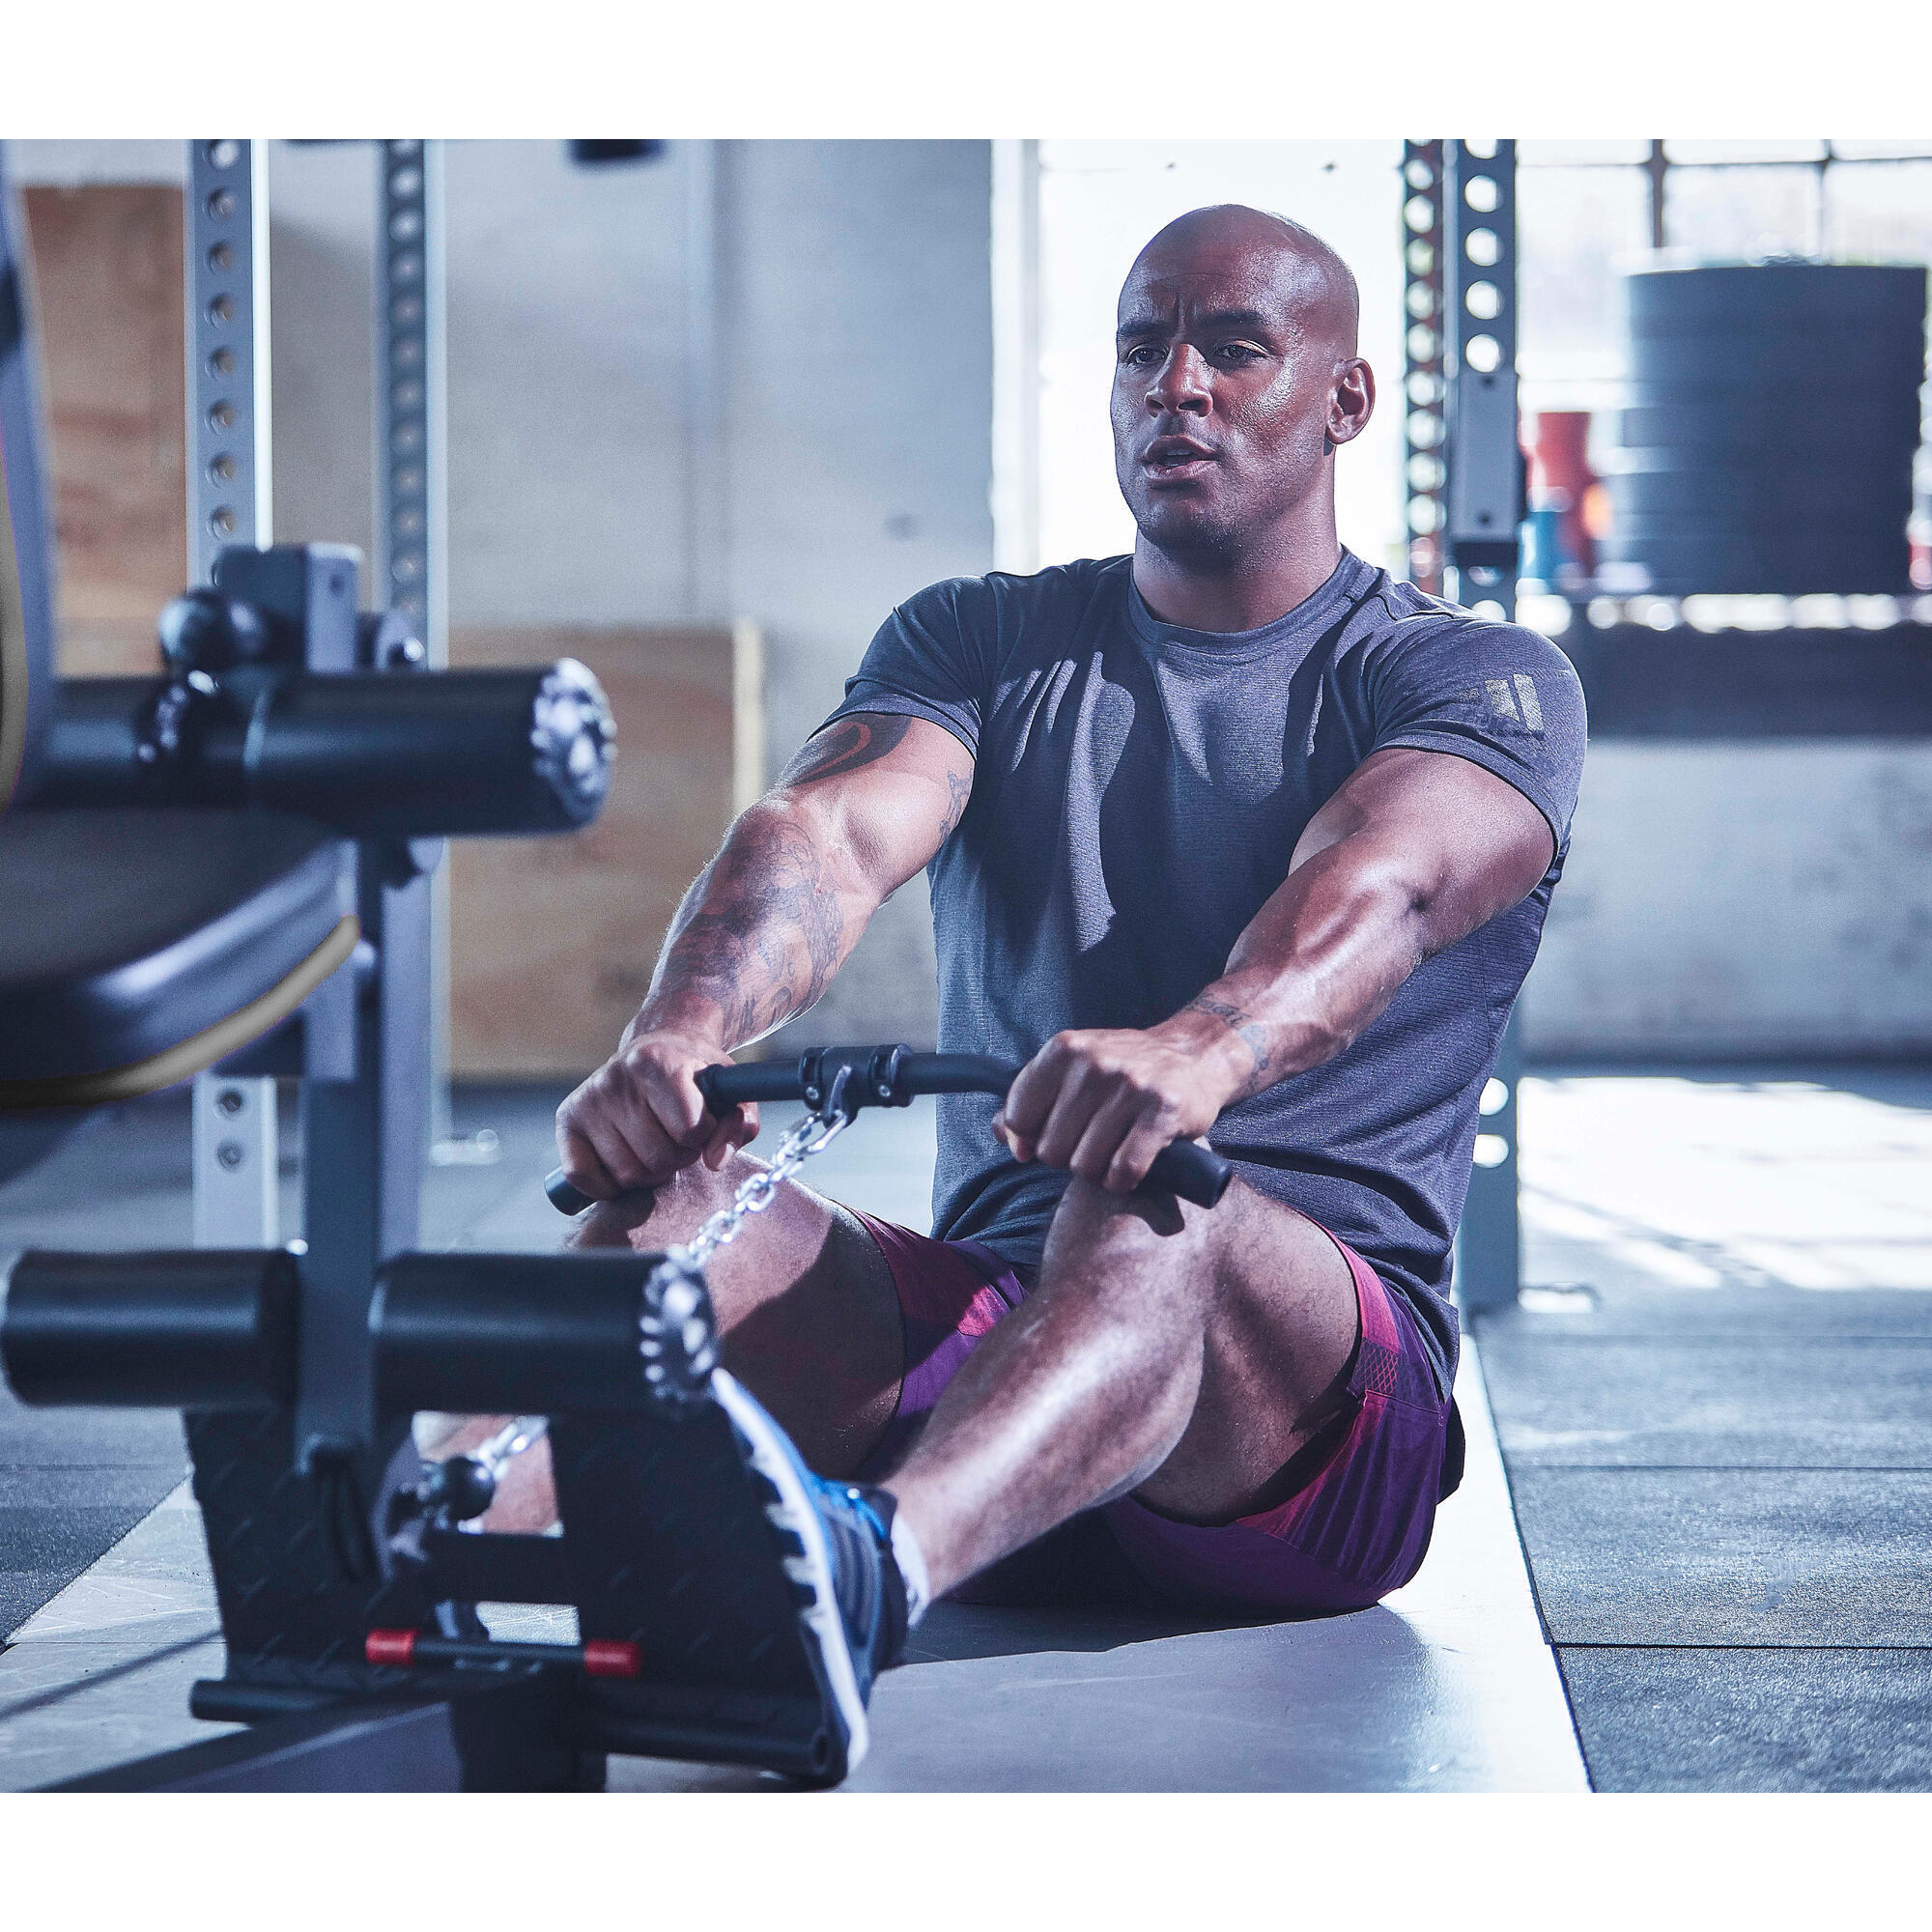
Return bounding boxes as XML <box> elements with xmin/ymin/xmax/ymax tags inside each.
<box><xmin>1522</xmin><ymin>742</ymin><xmax>1932</xmax><ymax>1060</ymax></box>
<box><xmin>714</xmin><ymin>142</ymin><xmax>994</xmax><ymax>1044</ymax></box>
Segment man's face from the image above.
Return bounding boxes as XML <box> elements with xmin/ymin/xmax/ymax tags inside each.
<box><xmin>1111</xmin><ymin>231</ymin><xmax>1360</xmax><ymax>560</ymax></box>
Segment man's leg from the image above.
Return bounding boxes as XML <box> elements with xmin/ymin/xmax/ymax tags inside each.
<box><xmin>437</xmin><ymin>1151</ymin><xmax>905</xmax><ymax>1526</ymax></box>
<box><xmin>883</xmin><ymin>1176</ymin><xmax>1359</xmax><ymax>1600</ymax></box>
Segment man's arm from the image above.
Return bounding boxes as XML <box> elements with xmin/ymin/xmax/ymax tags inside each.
<box><xmin>996</xmin><ymin>746</ymin><xmax>1555</xmax><ymax>1192</ymax></box>
<box><xmin>556</xmin><ymin>712</ymin><xmax>973</xmax><ymax>1198</ymax></box>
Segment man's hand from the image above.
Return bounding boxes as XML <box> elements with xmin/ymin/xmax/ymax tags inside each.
<box><xmin>992</xmin><ymin>1015</ymin><xmax>1243</xmax><ymax>1195</ymax></box>
<box><xmin>554</xmin><ymin>1025</ymin><xmax>757</xmax><ymax>1202</ymax></box>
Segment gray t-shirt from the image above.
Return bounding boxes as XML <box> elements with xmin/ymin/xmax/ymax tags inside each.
<box><xmin>824</xmin><ymin>550</ymin><xmax>1587</xmax><ymax>1393</ymax></box>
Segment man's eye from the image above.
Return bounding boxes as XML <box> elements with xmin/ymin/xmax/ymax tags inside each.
<box><xmin>1216</xmin><ymin>344</ymin><xmax>1264</xmax><ymax>364</ymax></box>
<box><xmin>1122</xmin><ymin>343</ymin><xmax>1161</xmax><ymax>366</ymax></box>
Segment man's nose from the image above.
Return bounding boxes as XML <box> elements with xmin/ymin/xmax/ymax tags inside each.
<box><xmin>1146</xmin><ymin>342</ymin><xmax>1210</xmax><ymax>415</ymax></box>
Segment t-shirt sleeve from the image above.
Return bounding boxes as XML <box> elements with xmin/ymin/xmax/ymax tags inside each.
<box><xmin>818</xmin><ymin>576</ymin><xmax>997</xmax><ymax>760</ymax></box>
<box><xmin>1369</xmin><ymin>618</ymin><xmax>1588</xmax><ymax>852</ymax></box>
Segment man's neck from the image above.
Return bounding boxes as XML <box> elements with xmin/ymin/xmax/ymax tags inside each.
<box><xmin>1131</xmin><ymin>525</ymin><xmax>1345</xmax><ymax>635</ymax></box>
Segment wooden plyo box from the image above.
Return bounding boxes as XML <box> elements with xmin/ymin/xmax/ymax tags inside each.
<box><xmin>22</xmin><ymin>185</ymin><xmax>188</xmax><ymax>676</ymax></box>
<box><xmin>447</xmin><ymin>622</ymin><xmax>763</xmax><ymax>1080</ymax></box>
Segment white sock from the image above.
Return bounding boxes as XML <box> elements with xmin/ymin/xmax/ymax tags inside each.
<box><xmin>890</xmin><ymin>1512</ymin><xmax>931</xmax><ymax>1627</ymax></box>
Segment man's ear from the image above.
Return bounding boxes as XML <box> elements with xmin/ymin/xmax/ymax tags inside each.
<box><xmin>1329</xmin><ymin>357</ymin><xmax>1376</xmax><ymax>447</ymax></box>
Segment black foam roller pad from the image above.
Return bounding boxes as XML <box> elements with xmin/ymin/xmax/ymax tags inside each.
<box><xmin>30</xmin><ymin>660</ymin><xmax>615</xmax><ymax>838</ymax></box>
<box><xmin>1</xmin><ymin>1248</ymin><xmax>298</xmax><ymax>1409</ymax></box>
<box><xmin>372</xmin><ymin>1250</ymin><xmax>663</xmax><ymax>1414</ymax></box>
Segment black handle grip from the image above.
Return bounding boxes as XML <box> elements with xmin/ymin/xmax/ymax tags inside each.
<box><xmin>547</xmin><ymin>1048</ymin><xmax>1236</xmax><ymax>1215</ymax></box>
<box><xmin>694</xmin><ymin>1062</ymin><xmax>802</xmax><ymax>1107</ymax></box>
<box><xmin>546</xmin><ymin>1169</ymin><xmax>596</xmax><ymax>1216</ymax></box>
<box><xmin>1142</xmin><ymin>1139</ymin><xmax>1234</xmax><ymax>1208</ymax></box>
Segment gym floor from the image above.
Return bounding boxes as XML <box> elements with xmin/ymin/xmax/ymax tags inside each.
<box><xmin>2</xmin><ymin>1065</ymin><xmax>1927</xmax><ymax>1791</ymax></box>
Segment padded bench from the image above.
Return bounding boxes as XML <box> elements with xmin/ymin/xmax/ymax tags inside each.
<box><xmin>0</xmin><ymin>809</ymin><xmax>355</xmax><ymax>1116</ymax></box>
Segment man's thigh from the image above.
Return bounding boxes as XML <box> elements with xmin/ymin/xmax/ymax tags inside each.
<box><xmin>570</xmin><ymin>1152</ymin><xmax>904</xmax><ymax>1478</ymax></box>
<box><xmin>1118</xmin><ymin>1179</ymin><xmax>1363</xmax><ymax>1525</ymax></box>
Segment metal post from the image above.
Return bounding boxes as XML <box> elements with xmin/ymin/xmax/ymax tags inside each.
<box><xmin>991</xmin><ymin>139</ymin><xmax>1042</xmax><ymax>577</ymax></box>
<box><xmin>1400</xmin><ymin>142</ymin><xmax>1448</xmax><ymax>593</ymax></box>
<box><xmin>1442</xmin><ymin>139</ymin><xmax>1520</xmax><ymax>614</ymax></box>
<box><xmin>1441</xmin><ymin>138</ymin><xmax>1522</xmax><ymax>1313</ymax></box>
<box><xmin>376</xmin><ymin>140</ymin><xmax>441</xmax><ymax>660</ymax></box>
<box><xmin>376</xmin><ymin>139</ymin><xmax>491</xmax><ymax>1167</ymax></box>
<box><xmin>186</xmin><ymin>138</ymin><xmax>278</xmax><ymax>1248</ymax></box>
<box><xmin>298</xmin><ymin>850</ymin><xmax>432</xmax><ymax>1463</ymax></box>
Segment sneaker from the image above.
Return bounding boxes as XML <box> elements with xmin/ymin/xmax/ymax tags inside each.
<box><xmin>711</xmin><ymin>1371</ymin><xmax>909</xmax><ymax>1777</ymax></box>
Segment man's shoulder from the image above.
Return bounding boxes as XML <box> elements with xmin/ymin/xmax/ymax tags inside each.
<box><xmin>895</xmin><ymin>554</ymin><xmax>1131</xmax><ymax>635</ymax></box>
<box><xmin>1350</xmin><ymin>577</ymin><xmax>1582</xmax><ymax>679</ymax></box>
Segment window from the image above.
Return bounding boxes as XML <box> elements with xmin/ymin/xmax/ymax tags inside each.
<box><xmin>1027</xmin><ymin>141</ymin><xmax>1406</xmax><ymax>579</ymax></box>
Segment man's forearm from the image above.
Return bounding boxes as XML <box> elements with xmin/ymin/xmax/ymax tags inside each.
<box><xmin>1156</xmin><ymin>838</ymin><xmax>1432</xmax><ymax>1104</ymax></box>
<box><xmin>633</xmin><ymin>799</ymin><xmax>878</xmax><ymax>1053</ymax></box>
<box><xmin>1152</xmin><ymin>754</ymin><xmax>1552</xmax><ymax>1109</ymax></box>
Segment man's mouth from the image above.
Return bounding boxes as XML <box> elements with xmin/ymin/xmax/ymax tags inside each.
<box><xmin>1141</xmin><ymin>435</ymin><xmax>1217</xmax><ymax>481</ymax></box>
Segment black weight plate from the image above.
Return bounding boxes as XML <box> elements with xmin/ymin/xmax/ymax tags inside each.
<box><xmin>1607</xmin><ymin>469</ymin><xmax>1914</xmax><ymax>519</ymax></box>
<box><xmin>1616</xmin><ymin>403</ymin><xmax>1920</xmax><ymax>455</ymax></box>
<box><xmin>1597</xmin><ymin>531</ymin><xmax>1914</xmax><ymax>595</ymax></box>
<box><xmin>1605</xmin><ymin>507</ymin><xmax>1912</xmax><ymax>545</ymax></box>
<box><xmin>1626</xmin><ymin>264</ymin><xmax>1927</xmax><ymax>332</ymax></box>
<box><xmin>1627</xmin><ymin>336</ymin><xmax>1925</xmax><ymax>390</ymax></box>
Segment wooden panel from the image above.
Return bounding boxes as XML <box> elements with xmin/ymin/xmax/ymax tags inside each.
<box><xmin>447</xmin><ymin>623</ymin><xmax>761</xmax><ymax>1079</ymax></box>
<box><xmin>21</xmin><ymin>186</ymin><xmax>185</xmax><ymax>675</ymax></box>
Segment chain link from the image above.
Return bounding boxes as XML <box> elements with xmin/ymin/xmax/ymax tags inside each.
<box><xmin>478</xmin><ymin>1088</ymin><xmax>852</xmax><ymax>1475</ymax></box>
<box><xmin>473</xmin><ymin>1414</ymin><xmax>548</xmax><ymax>1476</ymax></box>
<box><xmin>676</xmin><ymin>1095</ymin><xmax>850</xmax><ymax>1272</ymax></box>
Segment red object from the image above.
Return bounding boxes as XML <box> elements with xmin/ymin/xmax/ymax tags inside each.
<box><xmin>1523</xmin><ymin>412</ymin><xmax>1599</xmax><ymax>581</ymax></box>
<box><xmin>582</xmin><ymin>1638</ymin><xmax>643</xmax><ymax>1679</ymax></box>
<box><xmin>365</xmin><ymin>1627</ymin><xmax>418</xmax><ymax>1666</ymax></box>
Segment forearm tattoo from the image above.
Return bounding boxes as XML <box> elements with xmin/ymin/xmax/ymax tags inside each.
<box><xmin>1182</xmin><ymin>992</ymin><xmax>1276</xmax><ymax>1090</ymax></box>
<box><xmin>646</xmin><ymin>813</ymin><xmax>847</xmax><ymax>1047</ymax></box>
<box><xmin>643</xmin><ymin>712</ymin><xmax>969</xmax><ymax>1048</ymax></box>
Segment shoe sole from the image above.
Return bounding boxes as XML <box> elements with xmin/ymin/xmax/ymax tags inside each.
<box><xmin>710</xmin><ymin>1370</ymin><xmax>870</xmax><ymax>1779</ymax></box>
<box><xmin>639</xmin><ymin>1254</ymin><xmax>869</xmax><ymax>1780</ymax></box>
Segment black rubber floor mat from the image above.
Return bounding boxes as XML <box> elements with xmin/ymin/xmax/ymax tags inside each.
<box><xmin>0</xmin><ymin>1382</ymin><xmax>186</xmax><ymax>1641</ymax></box>
<box><xmin>1482</xmin><ymin>1334</ymin><xmax>1932</xmax><ymax>1468</ymax></box>
<box><xmin>1509</xmin><ymin>1466</ymin><xmax>1932</xmax><ymax>1646</ymax></box>
<box><xmin>1556</xmin><ymin>1645</ymin><xmax>1932</xmax><ymax>1791</ymax></box>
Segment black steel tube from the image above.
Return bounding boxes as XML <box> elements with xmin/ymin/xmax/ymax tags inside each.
<box><xmin>545</xmin><ymin>1048</ymin><xmax>1234</xmax><ymax>1212</ymax></box>
<box><xmin>372</xmin><ymin>1250</ymin><xmax>663</xmax><ymax>1414</ymax></box>
<box><xmin>27</xmin><ymin>661</ymin><xmax>613</xmax><ymax>838</ymax></box>
<box><xmin>1</xmin><ymin>1248</ymin><xmax>298</xmax><ymax>1409</ymax></box>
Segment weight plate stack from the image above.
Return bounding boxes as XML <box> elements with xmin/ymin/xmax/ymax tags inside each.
<box><xmin>1602</xmin><ymin>264</ymin><xmax>1927</xmax><ymax>595</ymax></box>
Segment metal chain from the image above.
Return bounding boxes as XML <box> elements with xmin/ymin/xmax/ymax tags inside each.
<box><xmin>473</xmin><ymin>1414</ymin><xmax>547</xmax><ymax>1476</ymax></box>
<box><xmin>468</xmin><ymin>1086</ymin><xmax>851</xmax><ymax>1476</ymax></box>
<box><xmin>675</xmin><ymin>1093</ymin><xmax>851</xmax><ymax>1272</ymax></box>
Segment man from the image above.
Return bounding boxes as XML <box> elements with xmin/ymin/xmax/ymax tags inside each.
<box><xmin>535</xmin><ymin>203</ymin><xmax>1584</xmax><ymax>1769</ymax></box>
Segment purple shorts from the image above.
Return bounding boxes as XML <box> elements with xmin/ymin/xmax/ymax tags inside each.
<box><xmin>850</xmin><ymin>1209</ymin><xmax>1461</xmax><ymax>1618</ymax></box>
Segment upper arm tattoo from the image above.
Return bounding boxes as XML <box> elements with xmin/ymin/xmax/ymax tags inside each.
<box><xmin>776</xmin><ymin>713</ymin><xmax>916</xmax><ymax>788</ymax></box>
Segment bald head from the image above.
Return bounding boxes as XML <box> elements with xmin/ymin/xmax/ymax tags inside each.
<box><xmin>1110</xmin><ymin>201</ymin><xmax>1375</xmax><ymax>584</ymax></box>
<box><xmin>1127</xmin><ymin>204</ymin><xmax>1360</xmax><ymax>355</ymax></box>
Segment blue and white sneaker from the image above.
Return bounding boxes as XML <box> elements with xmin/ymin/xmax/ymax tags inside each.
<box><xmin>711</xmin><ymin>1371</ymin><xmax>910</xmax><ymax>1778</ymax></box>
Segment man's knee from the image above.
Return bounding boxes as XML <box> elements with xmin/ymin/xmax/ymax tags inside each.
<box><xmin>1038</xmin><ymin>1174</ymin><xmax>1212</xmax><ymax>1288</ymax></box>
<box><xmin>565</xmin><ymin>1152</ymin><xmax>751</xmax><ymax>1253</ymax></box>
<box><xmin>1051</xmin><ymin>1167</ymin><xmax>1198</xmax><ymax>1260</ymax></box>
